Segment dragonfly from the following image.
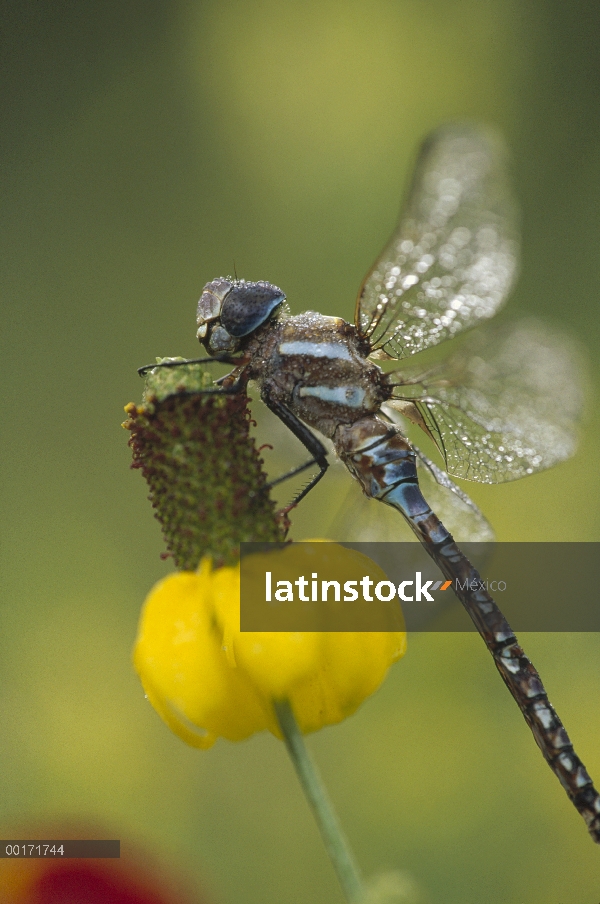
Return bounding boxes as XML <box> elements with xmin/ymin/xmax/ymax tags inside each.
<box><xmin>140</xmin><ymin>124</ymin><xmax>600</xmax><ymax>842</ymax></box>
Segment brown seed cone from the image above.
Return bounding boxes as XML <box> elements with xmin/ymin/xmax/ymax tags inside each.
<box><xmin>123</xmin><ymin>360</ymin><xmax>285</xmax><ymax>569</ymax></box>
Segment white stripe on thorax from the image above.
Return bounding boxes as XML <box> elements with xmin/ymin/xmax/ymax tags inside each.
<box><xmin>279</xmin><ymin>340</ymin><xmax>353</xmax><ymax>361</ymax></box>
<box><xmin>298</xmin><ymin>385</ymin><xmax>366</xmax><ymax>408</ymax></box>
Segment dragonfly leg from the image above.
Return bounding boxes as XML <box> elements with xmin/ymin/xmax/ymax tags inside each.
<box><xmin>152</xmin><ymin>377</ymin><xmax>247</xmax><ymax>397</ymax></box>
<box><xmin>267</xmin><ymin>457</ymin><xmax>325</xmax><ymax>489</ymax></box>
<box><xmin>137</xmin><ymin>353</ymin><xmax>239</xmax><ymax>377</ymax></box>
<box><xmin>262</xmin><ymin>394</ymin><xmax>329</xmax><ymax>512</ymax></box>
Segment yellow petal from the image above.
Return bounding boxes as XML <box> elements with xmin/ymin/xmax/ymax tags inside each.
<box><xmin>133</xmin><ymin>561</ymin><xmax>273</xmax><ymax>747</ymax></box>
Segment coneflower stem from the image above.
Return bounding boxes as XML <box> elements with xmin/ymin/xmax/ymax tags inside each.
<box><xmin>274</xmin><ymin>698</ymin><xmax>366</xmax><ymax>904</ymax></box>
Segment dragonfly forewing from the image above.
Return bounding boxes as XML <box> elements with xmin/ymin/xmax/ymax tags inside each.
<box><xmin>356</xmin><ymin>124</ymin><xmax>519</xmax><ymax>359</ymax></box>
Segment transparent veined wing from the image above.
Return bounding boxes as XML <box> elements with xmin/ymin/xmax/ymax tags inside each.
<box><xmin>386</xmin><ymin>319</ymin><xmax>585</xmax><ymax>484</ymax></box>
<box><xmin>356</xmin><ymin>124</ymin><xmax>519</xmax><ymax>359</ymax></box>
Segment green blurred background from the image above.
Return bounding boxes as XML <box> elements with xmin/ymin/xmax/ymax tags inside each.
<box><xmin>2</xmin><ymin>1</ymin><xmax>600</xmax><ymax>901</ymax></box>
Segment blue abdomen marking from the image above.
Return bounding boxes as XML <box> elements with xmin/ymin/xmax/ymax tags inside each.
<box><xmin>344</xmin><ymin>425</ymin><xmax>452</xmax><ymax>545</ymax></box>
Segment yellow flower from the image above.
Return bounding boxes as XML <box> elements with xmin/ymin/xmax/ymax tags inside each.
<box><xmin>134</xmin><ymin>544</ymin><xmax>407</xmax><ymax>748</ymax></box>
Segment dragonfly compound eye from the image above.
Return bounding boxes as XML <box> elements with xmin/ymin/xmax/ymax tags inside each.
<box><xmin>220</xmin><ymin>281</ymin><xmax>286</xmax><ymax>338</ymax></box>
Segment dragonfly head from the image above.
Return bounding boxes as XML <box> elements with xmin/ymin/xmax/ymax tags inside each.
<box><xmin>196</xmin><ymin>278</ymin><xmax>286</xmax><ymax>355</ymax></box>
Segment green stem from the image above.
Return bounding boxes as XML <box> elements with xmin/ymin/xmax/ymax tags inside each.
<box><xmin>274</xmin><ymin>698</ymin><xmax>366</xmax><ymax>904</ymax></box>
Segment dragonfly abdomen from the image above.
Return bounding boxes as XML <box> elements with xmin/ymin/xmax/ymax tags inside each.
<box><xmin>335</xmin><ymin>415</ymin><xmax>600</xmax><ymax>843</ymax></box>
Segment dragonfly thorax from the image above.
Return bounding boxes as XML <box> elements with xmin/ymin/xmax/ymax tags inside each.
<box><xmin>249</xmin><ymin>311</ymin><xmax>389</xmax><ymax>440</ymax></box>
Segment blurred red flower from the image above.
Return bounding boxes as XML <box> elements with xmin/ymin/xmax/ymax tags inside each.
<box><xmin>0</xmin><ymin>832</ymin><xmax>206</xmax><ymax>904</ymax></box>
